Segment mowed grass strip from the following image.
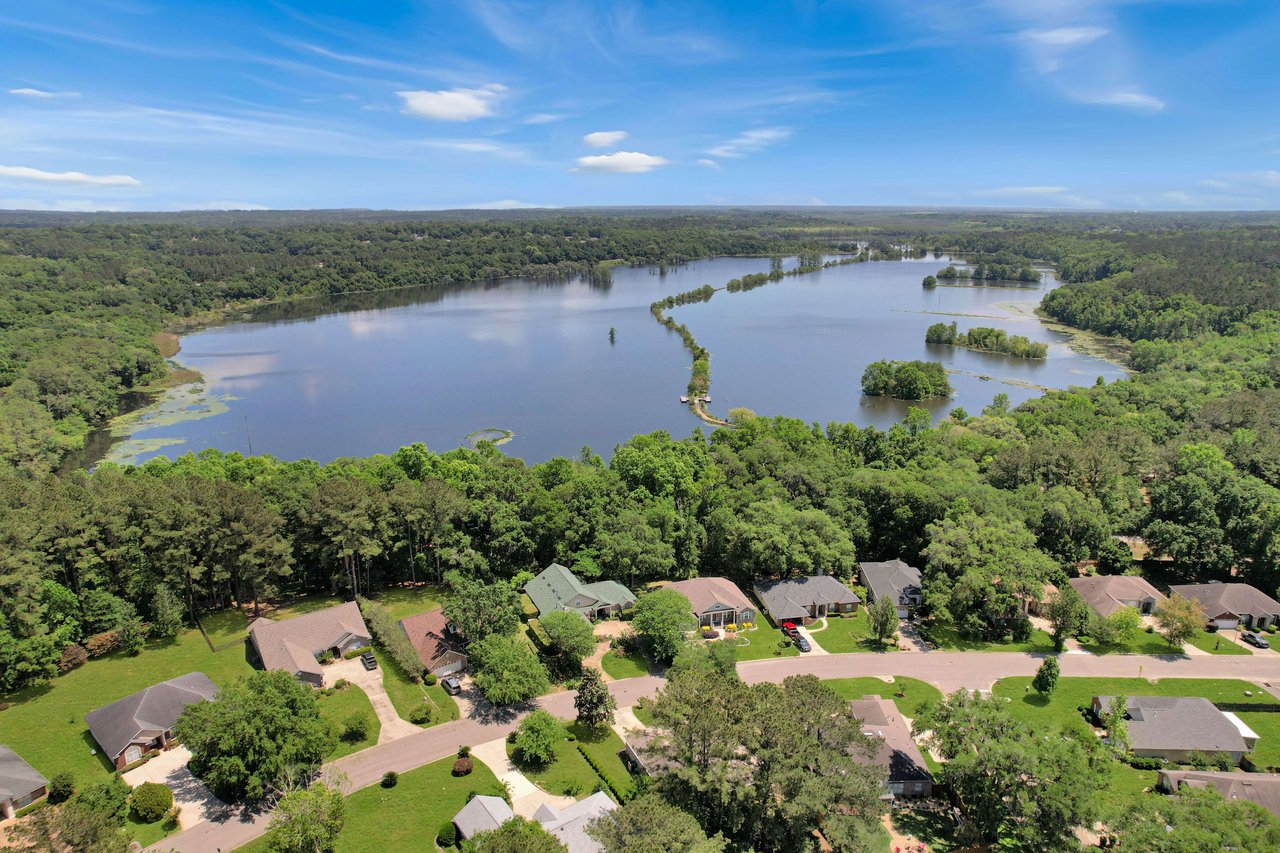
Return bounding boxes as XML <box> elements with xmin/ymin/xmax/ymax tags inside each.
<box><xmin>234</xmin><ymin>754</ymin><xmax>504</xmax><ymax>853</ymax></box>
<box><xmin>317</xmin><ymin>684</ymin><xmax>380</xmax><ymax>760</ymax></box>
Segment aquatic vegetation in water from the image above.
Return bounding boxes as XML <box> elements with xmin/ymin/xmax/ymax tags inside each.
<box><xmin>466</xmin><ymin>428</ymin><xmax>515</xmax><ymax>447</ymax></box>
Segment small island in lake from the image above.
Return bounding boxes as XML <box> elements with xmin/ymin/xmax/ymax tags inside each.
<box><xmin>926</xmin><ymin>321</ymin><xmax>1048</xmax><ymax>359</ymax></box>
<box><xmin>936</xmin><ymin>262</ymin><xmax>1040</xmax><ymax>283</ymax></box>
<box><xmin>861</xmin><ymin>359</ymin><xmax>953</xmax><ymax>400</ymax></box>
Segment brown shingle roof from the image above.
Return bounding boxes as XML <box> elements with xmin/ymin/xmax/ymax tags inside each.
<box><xmin>1158</xmin><ymin>771</ymin><xmax>1280</xmax><ymax>818</ymax></box>
<box><xmin>399</xmin><ymin>608</ymin><xmax>467</xmax><ymax>671</ymax></box>
<box><xmin>249</xmin><ymin>601</ymin><xmax>370</xmax><ymax>679</ymax></box>
<box><xmin>1095</xmin><ymin>696</ymin><xmax>1247</xmax><ymax>754</ymax></box>
<box><xmin>1068</xmin><ymin>575</ymin><xmax>1164</xmax><ymax>617</ymax></box>
<box><xmin>666</xmin><ymin>577</ymin><xmax>753</xmax><ymax>617</ymax></box>
<box><xmin>1169</xmin><ymin>583</ymin><xmax>1280</xmax><ymax>621</ymax></box>
<box><xmin>848</xmin><ymin>697</ymin><xmax>932</xmax><ymax>785</ymax></box>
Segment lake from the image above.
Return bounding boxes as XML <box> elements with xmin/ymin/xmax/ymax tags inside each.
<box><xmin>92</xmin><ymin>255</ymin><xmax>1127</xmax><ymax>466</ymax></box>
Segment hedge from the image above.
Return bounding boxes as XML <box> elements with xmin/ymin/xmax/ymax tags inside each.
<box><xmin>356</xmin><ymin>596</ymin><xmax>423</xmax><ymax>680</ymax></box>
<box><xmin>342</xmin><ymin>645</ymin><xmax>372</xmax><ymax>660</ymax></box>
<box><xmin>576</xmin><ymin>743</ymin><xmax>634</xmax><ymax>803</ymax></box>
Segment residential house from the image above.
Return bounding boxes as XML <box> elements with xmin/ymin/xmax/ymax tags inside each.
<box><xmin>1017</xmin><ymin>582</ymin><xmax>1058</xmax><ymax>616</ymax></box>
<box><xmin>667</xmin><ymin>577</ymin><xmax>756</xmax><ymax>629</ymax></box>
<box><xmin>249</xmin><ymin>600</ymin><xmax>371</xmax><ymax>687</ymax></box>
<box><xmin>525</xmin><ymin>563</ymin><xmax>637</xmax><ymax>621</ymax></box>
<box><xmin>1069</xmin><ymin>575</ymin><xmax>1165</xmax><ymax>618</ymax></box>
<box><xmin>619</xmin><ymin>726</ymin><xmax>677</xmax><ymax>778</ymax></box>
<box><xmin>859</xmin><ymin>560</ymin><xmax>923</xmax><ymax>618</ymax></box>
<box><xmin>399</xmin><ymin>608</ymin><xmax>468</xmax><ymax>676</ymax></box>
<box><xmin>534</xmin><ymin>790</ymin><xmax>617</xmax><ymax>852</ymax></box>
<box><xmin>0</xmin><ymin>746</ymin><xmax>47</xmax><ymax>819</ymax></box>
<box><xmin>1169</xmin><ymin>582</ymin><xmax>1280</xmax><ymax>631</ymax></box>
<box><xmin>84</xmin><ymin>672</ymin><xmax>218</xmax><ymax>771</ymax></box>
<box><xmin>753</xmin><ymin>575</ymin><xmax>860</xmax><ymax>626</ymax></box>
<box><xmin>1157</xmin><ymin>770</ymin><xmax>1280</xmax><ymax>818</ymax></box>
<box><xmin>848</xmin><ymin>697</ymin><xmax>933</xmax><ymax>798</ymax></box>
<box><xmin>452</xmin><ymin>794</ymin><xmax>514</xmax><ymax>840</ymax></box>
<box><xmin>1091</xmin><ymin>696</ymin><xmax>1254</xmax><ymax>763</ymax></box>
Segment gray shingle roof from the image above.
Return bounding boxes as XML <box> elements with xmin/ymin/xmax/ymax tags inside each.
<box><xmin>848</xmin><ymin>697</ymin><xmax>933</xmax><ymax>785</ymax></box>
<box><xmin>84</xmin><ymin>672</ymin><xmax>218</xmax><ymax>761</ymax></box>
<box><xmin>1159</xmin><ymin>770</ymin><xmax>1280</xmax><ymax>818</ymax></box>
<box><xmin>1169</xmin><ymin>583</ymin><xmax>1280</xmax><ymax>620</ymax></box>
<box><xmin>453</xmin><ymin>794</ymin><xmax>514</xmax><ymax>839</ymax></box>
<box><xmin>0</xmin><ymin>746</ymin><xmax>47</xmax><ymax>802</ymax></box>
<box><xmin>753</xmin><ymin>576</ymin><xmax>859</xmax><ymax>621</ymax></box>
<box><xmin>534</xmin><ymin>791</ymin><xmax>616</xmax><ymax>853</ymax></box>
<box><xmin>525</xmin><ymin>563</ymin><xmax>636</xmax><ymax>616</ymax></box>
<box><xmin>859</xmin><ymin>560</ymin><xmax>922</xmax><ymax>605</ymax></box>
<box><xmin>1096</xmin><ymin>696</ymin><xmax>1247</xmax><ymax>754</ymax></box>
<box><xmin>249</xmin><ymin>601</ymin><xmax>370</xmax><ymax>679</ymax></box>
<box><xmin>1069</xmin><ymin>575</ymin><xmax>1164</xmax><ymax>617</ymax></box>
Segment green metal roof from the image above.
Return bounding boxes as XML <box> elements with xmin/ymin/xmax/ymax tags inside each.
<box><xmin>525</xmin><ymin>563</ymin><xmax>635</xmax><ymax>615</ymax></box>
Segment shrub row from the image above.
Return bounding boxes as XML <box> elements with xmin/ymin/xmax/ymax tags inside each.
<box><xmin>576</xmin><ymin>742</ymin><xmax>635</xmax><ymax>803</ymax></box>
<box><xmin>356</xmin><ymin>596</ymin><xmax>424</xmax><ymax>681</ymax></box>
<box><xmin>342</xmin><ymin>645</ymin><xmax>372</xmax><ymax>660</ymax></box>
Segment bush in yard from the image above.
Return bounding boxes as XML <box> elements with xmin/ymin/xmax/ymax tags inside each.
<box><xmin>47</xmin><ymin>771</ymin><xmax>75</xmax><ymax>804</ymax></box>
<box><xmin>357</xmin><ymin>596</ymin><xmax>426</xmax><ymax>680</ymax></box>
<box><xmin>129</xmin><ymin>782</ymin><xmax>173</xmax><ymax>823</ymax></box>
<box><xmin>74</xmin><ymin>777</ymin><xmax>130</xmax><ymax>825</ymax></box>
<box><xmin>381</xmin><ymin>771</ymin><xmax>398</xmax><ymax>788</ymax></box>
<box><xmin>333</xmin><ymin>678</ymin><xmax>349</xmax><ymax>690</ymax></box>
<box><xmin>424</xmin><ymin>673</ymin><xmax>438</xmax><ymax>686</ymax></box>
<box><xmin>470</xmin><ymin>633</ymin><xmax>550</xmax><ymax>706</ymax></box>
<box><xmin>453</xmin><ymin>756</ymin><xmax>473</xmax><ymax>776</ymax></box>
<box><xmin>632</xmin><ymin>589</ymin><xmax>697</xmax><ymax>664</ymax></box>
<box><xmin>340</xmin><ymin>713</ymin><xmax>369</xmax><ymax>743</ymax></box>
<box><xmin>1032</xmin><ymin>657</ymin><xmax>1060</xmax><ymax>695</ymax></box>
<box><xmin>409</xmin><ymin>701</ymin><xmax>434</xmax><ymax>725</ymax></box>
<box><xmin>57</xmin><ymin>643</ymin><xmax>88</xmax><ymax>673</ymax></box>
<box><xmin>513</xmin><ymin>710</ymin><xmax>563</xmax><ymax>767</ymax></box>
<box><xmin>437</xmin><ymin>821</ymin><xmax>457</xmax><ymax>847</ymax></box>
<box><xmin>84</xmin><ymin>630</ymin><xmax>120</xmax><ymax>658</ymax></box>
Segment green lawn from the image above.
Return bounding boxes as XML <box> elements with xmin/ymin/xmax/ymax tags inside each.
<box><xmin>730</xmin><ymin>624</ymin><xmax>800</xmax><ymax>661</ymax></box>
<box><xmin>370</xmin><ymin>646</ymin><xmax>458</xmax><ymax>726</ymax></box>
<box><xmin>924</xmin><ymin>622</ymin><xmax>1056</xmax><ymax>654</ymax></box>
<box><xmin>632</xmin><ymin>704</ymin><xmax>655</xmax><ymax>727</ymax></box>
<box><xmin>234</xmin><ymin>754</ymin><xmax>504</xmax><ymax>853</ymax></box>
<box><xmin>567</xmin><ymin>723</ymin><xmax>638</xmax><ymax>800</ymax></box>
<box><xmin>823</xmin><ymin>676</ymin><xmax>944</xmax><ymax>717</ymax></box>
<box><xmin>1238</xmin><ymin>711</ymin><xmax>1280</xmax><ymax>770</ymax></box>
<box><xmin>602</xmin><ymin>648</ymin><xmax>651</xmax><ymax>680</ymax></box>
<box><xmin>126</xmin><ymin>811</ymin><xmax>180</xmax><ymax>849</ymax></box>
<box><xmin>892</xmin><ymin>808</ymin><xmax>960</xmax><ymax>852</ymax></box>
<box><xmin>807</xmin><ymin>611</ymin><xmax>894</xmax><ymax>653</ymax></box>
<box><xmin>1185</xmin><ymin>628</ymin><xmax>1253</xmax><ymax>655</ymax></box>
<box><xmin>992</xmin><ymin>677</ymin><xmax>1277</xmax><ymax>815</ymax></box>
<box><xmin>508</xmin><ymin>736</ymin><xmax>603</xmax><ymax>799</ymax></box>
<box><xmin>0</xmin><ymin>628</ymin><xmax>255</xmax><ymax>784</ymax></box>
<box><xmin>271</xmin><ymin>585</ymin><xmax>447</xmax><ymax>623</ymax></box>
<box><xmin>317</xmin><ymin>684</ymin><xmax>380</xmax><ymax>760</ymax></box>
<box><xmin>199</xmin><ymin>608</ymin><xmax>254</xmax><ymax>646</ymax></box>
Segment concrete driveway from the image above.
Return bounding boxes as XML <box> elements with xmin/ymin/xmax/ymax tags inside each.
<box><xmin>793</xmin><ymin>624</ymin><xmax>828</xmax><ymax>656</ymax></box>
<box><xmin>122</xmin><ymin>746</ymin><xmax>229</xmax><ymax>830</ymax></box>
<box><xmin>326</xmin><ymin>657</ymin><xmax>420</xmax><ymax>743</ymax></box>
<box><xmin>470</xmin><ymin>737</ymin><xmax>575</xmax><ymax>819</ymax></box>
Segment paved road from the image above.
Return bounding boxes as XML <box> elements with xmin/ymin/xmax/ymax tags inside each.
<box><xmin>150</xmin><ymin>652</ymin><xmax>1280</xmax><ymax>852</ymax></box>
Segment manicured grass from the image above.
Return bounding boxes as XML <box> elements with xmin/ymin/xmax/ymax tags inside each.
<box><xmin>632</xmin><ymin>704</ymin><xmax>655</xmax><ymax>727</ymax></box>
<box><xmin>234</xmin><ymin>754</ymin><xmax>504</xmax><ymax>853</ymax></box>
<box><xmin>508</xmin><ymin>736</ymin><xmax>603</xmax><ymax>799</ymax></box>
<box><xmin>602</xmin><ymin>648</ymin><xmax>651</xmax><ymax>680</ymax></box>
<box><xmin>823</xmin><ymin>676</ymin><xmax>944</xmax><ymax>718</ymax></box>
<box><xmin>1077</xmin><ymin>629</ymin><xmax>1186</xmax><ymax>656</ymax></box>
<box><xmin>924</xmin><ymin>622</ymin><xmax>1056</xmax><ymax>654</ymax></box>
<box><xmin>0</xmin><ymin>628</ymin><xmax>256</xmax><ymax>783</ymax></box>
<box><xmin>270</xmin><ymin>584</ymin><xmax>447</xmax><ymax>623</ymax></box>
<box><xmin>370</xmin><ymin>647</ymin><xmax>458</xmax><ymax>726</ymax></box>
<box><xmin>568</xmin><ymin>723</ymin><xmax>638</xmax><ymax>800</ymax></box>
<box><xmin>992</xmin><ymin>677</ymin><xmax>1277</xmax><ymax>816</ymax></box>
<box><xmin>730</xmin><ymin>624</ymin><xmax>800</xmax><ymax>661</ymax></box>
<box><xmin>807</xmin><ymin>611</ymin><xmax>894</xmax><ymax>653</ymax></box>
<box><xmin>317</xmin><ymin>684</ymin><xmax>380</xmax><ymax>760</ymax></box>
<box><xmin>1186</xmin><ymin>628</ymin><xmax>1253</xmax><ymax>655</ymax></box>
<box><xmin>126</xmin><ymin>811</ymin><xmax>180</xmax><ymax>849</ymax></box>
<box><xmin>199</xmin><ymin>608</ymin><xmax>253</xmax><ymax>646</ymax></box>
<box><xmin>1239</xmin><ymin>711</ymin><xmax>1280</xmax><ymax>770</ymax></box>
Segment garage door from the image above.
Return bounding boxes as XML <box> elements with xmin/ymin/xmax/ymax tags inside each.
<box><xmin>1214</xmin><ymin>618</ymin><xmax>1239</xmax><ymax>630</ymax></box>
<box><xmin>434</xmin><ymin>661</ymin><xmax>463</xmax><ymax>676</ymax></box>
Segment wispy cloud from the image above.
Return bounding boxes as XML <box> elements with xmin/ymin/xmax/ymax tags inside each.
<box><xmin>970</xmin><ymin>184</ymin><xmax>1101</xmax><ymax>207</ymax></box>
<box><xmin>973</xmin><ymin>185</ymin><xmax>1069</xmax><ymax>197</ymax></box>
<box><xmin>396</xmin><ymin>84</ymin><xmax>506</xmax><ymax>121</ymax></box>
<box><xmin>583</xmin><ymin>130</ymin><xmax>627</xmax><ymax>148</ymax></box>
<box><xmin>0</xmin><ymin>164</ymin><xmax>140</xmax><ymax>186</ymax></box>
<box><xmin>524</xmin><ymin>113</ymin><xmax>565</xmax><ymax>124</ymax></box>
<box><xmin>466</xmin><ymin>199</ymin><xmax>551</xmax><ymax>209</ymax></box>
<box><xmin>574</xmin><ymin>151</ymin><xmax>669</xmax><ymax>174</ymax></box>
<box><xmin>0</xmin><ymin>197</ymin><xmax>126</xmax><ymax>211</ymax></box>
<box><xmin>707</xmin><ymin>127</ymin><xmax>791</xmax><ymax>159</ymax></box>
<box><xmin>178</xmin><ymin>201</ymin><xmax>270</xmax><ymax>210</ymax></box>
<box><xmin>9</xmin><ymin>87</ymin><xmax>81</xmax><ymax>99</ymax></box>
<box><xmin>1077</xmin><ymin>90</ymin><xmax>1165</xmax><ymax>112</ymax></box>
<box><xmin>1022</xmin><ymin>27</ymin><xmax>1109</xmax><ymax>49</ymax></box>
<box><xmin>414</xmin><ymin>138</ymin><xmax>527</xmax><ymax>159</ymax></box>
<box><xmin>697</xmin><ymin>158</ymin><xmax>720</xmax><ymax>170</ymax></box>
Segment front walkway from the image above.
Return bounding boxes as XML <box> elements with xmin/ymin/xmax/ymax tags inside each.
<box><xmin>122</xmin><ymin>746</ymin><xmax>229</xmax><ymax>830</ymax></box>
<box><xmin>470</xmin><ymin>737</ymin><xmax>576</xmax><ymax>819</ymax></box>
<box><xmin>326</xmin><ymin>657</ymin><xmax>421</xmax><ymax>743</ymax></box>
<box><xmin>586</xmin><ymin>620</ymin><xmax>631</xmax><ymax>681</ymax></box>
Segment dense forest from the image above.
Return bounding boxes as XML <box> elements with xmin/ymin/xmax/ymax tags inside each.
<box><xmin>5</xmin><ymin>210</ymin><xmax>1280</xmax><ymax>696</ymax></box>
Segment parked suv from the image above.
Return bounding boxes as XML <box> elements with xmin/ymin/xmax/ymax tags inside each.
<box><xmin>360</xmin><ymin>651</ymin><xmax>377</xmax><ymax>670</ymax></box>
<box><xmin>795</xmin><ymin>635</ymin><xmax>812</xmax><ymax>653</ymax></box>
<box><xmin>441</xmin><ymin>676</ymin><xmax>463</xmax><ymax>695</ymax></box>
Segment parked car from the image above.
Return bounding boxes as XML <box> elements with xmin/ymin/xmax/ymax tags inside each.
<box><xmin>1243</xmin><ymin>632</ymin><xmax>1271</xmax><ymax>649</ymax></box>
<box><xmin>360</xmin><ymin>651</ymin><xmax>377</xmax><ymax>670</ymax></box>
<box><xmin>442</xmin><ymin>676</ymin><xmax>463</xmax><ymax>695</ymax></box>
<box><xmin>781</xmin><ymin>621</ymin><xmax>799</xmax><ymax>638</ymax></box>
<box><xmin>795</xmin><ymin>636</ymin><xmax>811</xmax><ymax>653</ymax></box>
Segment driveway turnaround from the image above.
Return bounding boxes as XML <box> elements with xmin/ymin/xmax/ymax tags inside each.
<box><xmin>121</xmin><ymin>746</ymin><xmax>228</xmax><ymax>830</ymax></box>
<box><xmin>150</xmin><ymin>651</ymin><xmax>1280</xmax><ymax>852</ymax></box>
<box><xmin>470</xmin><ymin>737</ymin><xmax>575</xmax><ymax>818</ymax></box>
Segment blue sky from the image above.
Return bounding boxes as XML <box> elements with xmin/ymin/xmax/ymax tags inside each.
<box><xmin>2</xmin><ymin>0</ymin><xmax>1278</xmax><ymax>211</ymax></box>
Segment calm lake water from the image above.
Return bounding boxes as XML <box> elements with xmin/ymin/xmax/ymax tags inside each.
<box><xmin>97</xmin><ymin>255</ymin><xmax>1126</xmax><ymax>466</ymax></box>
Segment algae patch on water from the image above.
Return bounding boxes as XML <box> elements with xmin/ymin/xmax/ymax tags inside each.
<box><xmin>465</xmin><ymin>428</ymin><xmax>515</xmax><ymax>448</ymax></box>
<box><xmin>99</xmin><ymin>381</ymin><xmax>236</xmax><ymax>465</ymax></box>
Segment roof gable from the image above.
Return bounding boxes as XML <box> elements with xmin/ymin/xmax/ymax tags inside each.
<box><xmin>250</xmin><ymin>601</ymin><xmax>370</xmax><ymax>676</ymax></box>
<box><xmin>1170</xmin><ymin>583</ymin><xmax>1280</xmax><ymax>619</ymax></box>
<box><xmin>0</xmin><ymin>746</ymin><xmax>47</xmax><ymax>800</ymax></box>
<box><xmin>84</xmin><ymin>672</ymin><xmax>218</xmax><ymax>760</ymax></box>
<box><xmin>754</xmin><ymin>576</ymin><xmax>859</xmax><ymax>618</ymax></box>
<box><xmin>667</xmin><ymin>577</ymin><xmax>752</xmax><ymax>616</ymax></box>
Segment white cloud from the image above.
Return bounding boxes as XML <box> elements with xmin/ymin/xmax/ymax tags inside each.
<box><xmin>9</xmin><ymin>87</ymin><xmax>80</xmax><ymax>99</ymax></box>
<box><xmin>1077</xmin><ymin>90</ymin><xmax>1165</xmax><ymax>112</ymax></box>
<box><xmin>696</xmin><ymin>159</ymin><xmax>720</xmax><ymax>169</ymax></box>
<box><xmin>574</xmin><ymin>151</ymin><xmax>669</xmax><ymax>174</ymax></box>
<box><xmin>178</xmin><ymin>201</ymin><xmax>270</xmax><ymax>210</ymax></box>
<box><xmin>0</xmin><ymin>164</ymin><xmax>140</xmax><ymax>186</ymax></box>
<box><xmin>0</xmin><ymin>198</ymin><xmax>125</xmax><ymax>211</ymax></box>
<box><xmin>707</xmin><ymin>127</ymin><xmax>791</xmax><ymax>158</ymax></box>
<box><xmin>414</xmin><ymin>138</ymin><xmax>527</xmax><ymax>160</ymax></box>
<box><xmin>396</xmin><ymin>84</ymin><xmax>506</xmax><ymax>121</ymax></box>
<box><xmin>973</xmin><ymin>185</ymin><xmax>1069</xmax><ymax>197</ymax></box>
<box><xmin>466</xmin><ymin>199</ymin><xmax>551</xmax><ymax>209</ymax></box>
<box><xmin>583</xmin><ymin>130</ymin><xmax>628</xmax><ymax>148</ymax></box>
<box><xmin>524</xmin><ymin>113</ymin><xmax>565</xmax><ymax>124</ymax></box>
<box><xmin>1021</xmin><ymin>27</ymin><xmax>1108</xmax><ymax>48</ymax></box>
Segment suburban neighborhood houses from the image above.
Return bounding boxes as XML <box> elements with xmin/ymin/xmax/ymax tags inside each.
<box><xmin>1069</xmin><ymin>575</ymin><xmax>1165</xmax><ymax>618</ymax></box>
<box><xmin>0</xmin><ymin>748</ymin><xmax>46</xmax><ymax>821</ymax></box>
<box><xmin>859</xmin><ymin>560</ymin><xmax>924</xmax><ymax>618</ymax></box>
<box><xmin>754</xmin><ymin>575</ymin><xmax>860</xmax><ymax>625</ymax></box>
<box><xmin>667</xmin><ymin>576</ymin><xmax>756</xmax><ymax>628</ymax></box>
<box><xmin>525</xmin><ymin>563</ymin><xmax>637</xmax><ymax>620</ymax></box>
<box><xmin>248</xmin><ymin>601</ymin><xmax>373</xmax><ymax>687</ymax></box>
<box><xmin>1171</xmin><ymin>582</ymin><xmax>1280</xmax><ymax>631</ymax></box>
<box><xmin>84</xmin><ymin>673</ymin><xmax>219</xmax><ymax>771</ymax></box>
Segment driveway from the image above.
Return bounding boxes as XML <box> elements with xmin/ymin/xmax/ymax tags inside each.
<box><xmin>610</xmin><ymin>706</ymin><xmax>646</xmax><ymax>742</ymax></box>
<box><xmin>326</xmin><ymin>657</ymin><xmax>421</xmax><ymax>743</ymax></box>
<box><xmin>122</xmin><ymin>746</ymin><xmax>229</xmax><ymax>830</ymax></box>
<box><xmin>586</xmin><ymin>621</ymin><xmax>630</xmax><ymax>680</ymax></box>
<box><xmin>793</xmin><ymin>624</ymin><xmax>828</xmax><ymax>656</ymax></box>
<box><xmin>469</xmin><ymin>737</ymin><xmax>576</xmax><ymax>819</ymax></box>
